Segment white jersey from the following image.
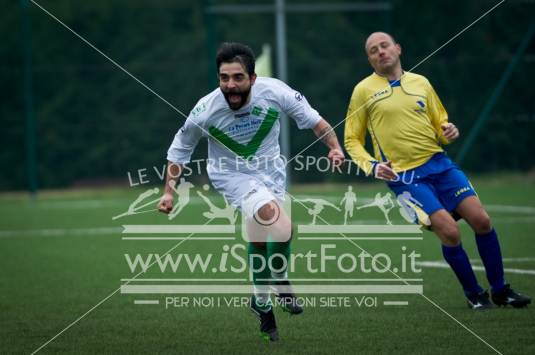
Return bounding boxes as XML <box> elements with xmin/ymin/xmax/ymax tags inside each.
<box><xmin>167</xmin><ymin>77</ymin><xmax>321</xmax><ymax>208</ymax></box>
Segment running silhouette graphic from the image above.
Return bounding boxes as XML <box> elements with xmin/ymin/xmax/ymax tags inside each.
<box><xmin>112</xmin><ymin>187</ymin><xmax>160</xmax><ymax>220</ymax></box>
<box><xmin>297</xmin><ymin>198</ymin><xmax>341</xmax><ymax>225</ymax></box>
<box><xmin>197</xmin><ymin>184</ymin><xmax>238</xmax><ymax>224</ymax></box>
<box><xmin>339</xmin><ymin>185</ymin><xmax>357</xmax><ymax>224</ymax></box>
<box><xmin>357</xmin><ymin>192</ymin><xmax>395</xmax><ymax>225</ymax></box>
<box><xmin>396</xmin><ymin>191</ymin><xmax>428</xmax><ymax>225</ymax></box>
<box><xmin>168</xmin><ymin>178</ymin><xmax>194</xmax><ymax>220</ymax></box>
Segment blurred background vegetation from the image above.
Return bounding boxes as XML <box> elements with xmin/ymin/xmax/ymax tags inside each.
<box><xmin>2</xmin><ymin>0</ymin><xmax>534</xmax><ymax>191</ymax></box>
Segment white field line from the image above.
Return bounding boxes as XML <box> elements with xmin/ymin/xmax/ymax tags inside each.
<box><xmin>470</xmin><ymin>257</ymin><xmax>535</xmax><ymax>263</ymax></box>
<box><xmin>121</xmin><ymin>278</ymin><xmax>247</xmax><ymax>282</ymax></box>
<box><xmin>256</xmin><ymin>278</ymin><xmax>423</xmax><ymax>282</ymax></box>
<box><xmin>122</xmin><ymin>237</ymin><xmax>236</xmax><ymax>240</ymax></box>
<box><xmin>486</xmin><ymin>216</ymin><xmax>535</xmax><ymax>223</ymax></box>
<box><xmin>485</xmin><ymin>205</ymin><xmax>535</xmax><ymax>214</ymax></box>
<box><xmin>293</xmin><ymin>198</ymin><xmax>535</xmax><ymax>215</ymax></box>
<box><xmin>14</xmin><ymin>197</ymin><xmax>535</xmax><ymax>215</ymax></box>
<box><xmin>3</xmin><ymin>214</ymin><xmax>535</xmax><ymax>239</ymax></box>
<box><xmin>0</xmin><ymin>227</ymin><xmax>122</xmax><ymax>238</ymax></box>
<box><xmin>500</xmin><ymin>257</ymin><xmax>535</xmax><ymax>262</ymax></box>
<box><xmin>16</xmin><ymin>197</ymin><xmax>206</xmax><ymax>209</ymax></box>
<box><xmin>417</xmin><ymin>261</ymin><xmax>535</xmax><ymax>276</ymax></box>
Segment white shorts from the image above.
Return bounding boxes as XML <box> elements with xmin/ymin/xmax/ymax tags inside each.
<box><xmin>209</xmin><ymin>171</ymin><xmax>285</xmax><ymax>218</ymax></box>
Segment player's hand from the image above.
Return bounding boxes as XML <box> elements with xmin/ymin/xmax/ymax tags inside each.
<box><xmin>441</xmin><ymin>123</ymin><xmax>459</xmax><ymax>141</ymax></box>
<box><xmin>374</xmin><ymin>161</ymin><xmax>399</xmax><ymax>181</ymax></box>
<box><xmin>158</xmin><ymin>193</ymin><xmax>174</xmax><ymax>214</ymax></box>
<box><xmin>328</xmin><ymin>148</ymin><xmax>345</xmax><ymax>167</ymax></box>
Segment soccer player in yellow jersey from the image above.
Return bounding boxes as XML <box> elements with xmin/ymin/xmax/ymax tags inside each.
<box><xmin>344</xmin><ymin>32</ymin><xmax>531</xmax><ymax>309</ymax></box>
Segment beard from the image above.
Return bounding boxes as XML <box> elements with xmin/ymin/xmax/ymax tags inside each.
<box><xmin>222</xmin><ymin>86</ymin><xmax>251</xmax><ymax>110</ymax></box>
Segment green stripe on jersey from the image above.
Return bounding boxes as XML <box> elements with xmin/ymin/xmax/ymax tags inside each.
<box><xmin>208</xmin><ymin>108</ymin><xmax>280</xmax><ymax>159</ymax></box>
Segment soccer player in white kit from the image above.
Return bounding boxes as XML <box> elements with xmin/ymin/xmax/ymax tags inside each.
<box><xmin>159</xmin><ymin>42</ymin><xmax>344</xmax><ymax>341</ymax></box>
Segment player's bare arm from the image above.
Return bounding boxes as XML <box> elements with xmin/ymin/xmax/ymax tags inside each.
<box><xmin>313</xmin><ymin>118</ymin><xmax>345</xmax><ymax>166</ymax></box>
<box><xmin>158</xmin><ymin>161</ymin><xmax>183</xmax><ymax>214</ymax></box>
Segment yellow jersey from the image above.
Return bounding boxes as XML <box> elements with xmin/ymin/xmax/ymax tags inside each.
<box><xmin>344</xmin><ymin>72</ymin><xmax>450</xmax><ymax>175</ymax></box>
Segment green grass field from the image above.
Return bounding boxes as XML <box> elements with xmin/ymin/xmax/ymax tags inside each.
<box><xmin>1</xmin><ymin>175</ymin><xmax>535</xmax><ymax>354</ymax></box>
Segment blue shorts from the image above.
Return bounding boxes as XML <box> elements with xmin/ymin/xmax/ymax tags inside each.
<box><xmin>388</xmin><ymin>153</ymin><xmax>476</xmax><ymax>218</ymax></box>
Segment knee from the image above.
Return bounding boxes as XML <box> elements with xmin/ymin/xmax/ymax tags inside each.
<box><xmin>470</xmin><ymin>212</ymin><xmax>492</xmax><ymax>234</ymax></box>
<box><xmin>256</xmin><ymin>203</ymin><xmax>292</xmax><ymax>243</ymax></box>
<box><xmin>256</xmin><ymin>202</ymin><xmax>279</xmax><ymax>224</ymax></box>
<box><xmin>438</xmin><ymin>223</ymin><xmax>461</xmax><ymax>246</ymax></box>
<box><xmin>271</xmin><ymin>218</ymin><xmax>292</xmax><ymax>243</ymax></box>
<box><xmin>257</xmin><ymin>203</ymin><xmax>277</xmax><ymax>222</ymax></box>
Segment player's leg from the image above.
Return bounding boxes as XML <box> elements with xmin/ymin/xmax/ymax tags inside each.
<box><xmin>244</xmin><ymin>199</ymin><xmax>282</xmax><ymax>341</ymax></box>
<box><xmin>428</xmin><ymin>208</ymin><xmax>489</xmax><ymax>308</ymax></box>
<box><xmin>435</xmin><ymin>166</ymin><xmax>531</xmax><ymax>307</ymax></box>
<box><xmin>210</xmin><ymin>173</ymin><xmax>282</xmax><ymax>340</ymax></box>
<box><xmin>254</xmin><ymin>201</ymin><xmax>303</xmax><ymax>315</ymax></box>
<box><xmin>455</xmin><ymin>196</ymin><xmax>503</xmax><ymax>289</ymax></box>
<box><xmin>251</xmin><ymin>200</ymin><xmax>291</xmax><ymax>282</ymax></box>
<box><xmin>427</xmin><ymin>168</ymin><xmax>496</xmax><ymax>308</ymax></box>
<box><xmin>242</xmin><ymin>182</ymin><xmax>305</xmax><ymax>340</ymax></box>
<box><xmin>246</xmin><ymin>237</ymin><xmax>271</xmax><ymax>312</ymax></box>
<box><xmin>389</xmin><ymin>179</ymin><xmax>487</xmax><ymax>308</ymax></box>
<box><xmin>247</xmin><ymin>239</ymin><xmax>279</xmax><ymax>341</ymax></box>
<box><xmin>454</xmin><ymin>192</ymin><xmax>531</xmax><ymax>307</ymax></box>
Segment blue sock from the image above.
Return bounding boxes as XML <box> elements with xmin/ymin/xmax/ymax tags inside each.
<box><xmin>442</xmin><ymin>243</ymin><xmax>483</xmax><ymax>297</ymax></box>
<box><xmin>475</xmin><ymin>229</ymin><xmax>506</xmax><ymax>293</ymax></box>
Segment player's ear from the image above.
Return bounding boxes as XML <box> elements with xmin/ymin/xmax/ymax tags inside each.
<box><xmin>250</xmin><ymin>73</ymin><xmax>257</xmax><ymax>85</ymax></box>
<box><xmin>396</xmin><ymin>43</ymin><xmax>402</xmax><ymax>56</ymax></box>
<box><xmin>368</xmin><ymin>56</ymin><xmax>376</xmax><ymax>70</ymax></box>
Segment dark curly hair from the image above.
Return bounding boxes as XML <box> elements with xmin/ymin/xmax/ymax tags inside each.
<box><xmin>216</xmin><ymin>42</ymin><xmax>256</xmax><ymax>75</ymax></box>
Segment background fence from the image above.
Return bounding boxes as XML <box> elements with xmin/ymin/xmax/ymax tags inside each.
<box><xmin>2</xmin><ymin>0</ymin><xmax>534</xmax><ymax>191</ymax></box>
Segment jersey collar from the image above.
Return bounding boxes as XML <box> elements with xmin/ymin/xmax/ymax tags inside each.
<box><xmin>372</xmin><ymin>70</ymin><xmax>406</xmax><ymax>82</ymax></box>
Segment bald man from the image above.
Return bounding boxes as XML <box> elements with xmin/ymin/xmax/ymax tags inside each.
<box><xmin>344</xmin><ymin>32</ymin><xmax>531</xmax><ymax>309</ymax></box>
